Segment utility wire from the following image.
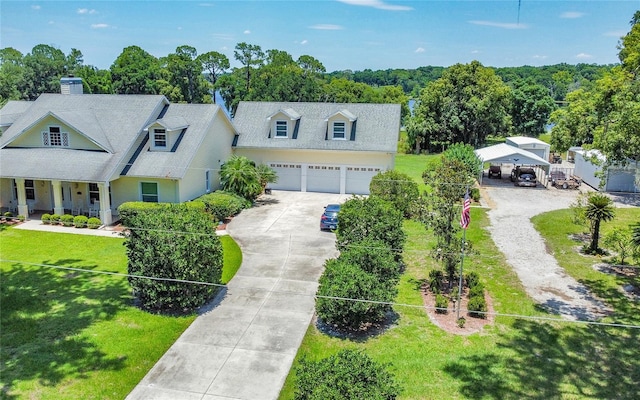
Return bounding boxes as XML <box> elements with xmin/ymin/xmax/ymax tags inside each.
<box><xmin>3</xmin><ymin>258</ymin><xmax>639</xmax><ymax>330</ymax></box>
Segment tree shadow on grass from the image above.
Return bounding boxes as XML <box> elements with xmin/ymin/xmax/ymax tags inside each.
<box><xmin>0</xmin><ymin>259</ymin><xmax>129</xmax><ymax>397</ymax></box>
<box><xmin>443</xmin><ymin>318</ymin><xmax>640</xmax><ymax>399</ymax></box>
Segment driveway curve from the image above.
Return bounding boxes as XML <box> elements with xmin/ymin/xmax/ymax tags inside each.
<box><xmin>127</xmin><ymin>191</ymin><xmax>349</xmax><ymax>400</ymax></box>
<box><xmin>483</xmin><ymin>185</ymin><xmax>610</xmax><ymax>321</ymax></box>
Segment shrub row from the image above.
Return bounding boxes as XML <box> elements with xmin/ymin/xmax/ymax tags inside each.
<box><xmin>41</xmin><ymin>213</ymin><xmax>101</xmax><ymax>229</ymax></box>
<box><xmin>118</xmin><ymin>201</ymin><xmax>206</xmax><ymax>226</ymax></box>
<box><xmin>316</xmin><ymin>196</ymin><xmax>404</xmax><ymax>332</ymax></box>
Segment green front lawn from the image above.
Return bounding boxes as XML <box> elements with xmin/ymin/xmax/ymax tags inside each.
<box><xmin>0</xmin><ymin>228</ymin><xmax>242</xmax><ymax>399</ymax></box>
<box><xmin>279</xmin><ymin>154</ymin><xmax>640</xmax><ymax>399</ymax></box>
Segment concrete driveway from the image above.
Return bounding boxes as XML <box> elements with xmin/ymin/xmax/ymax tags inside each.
<box><xmin>127</xmin><ymin>191</ymin><xmax>349</xmax><ymax>400</ymax></box>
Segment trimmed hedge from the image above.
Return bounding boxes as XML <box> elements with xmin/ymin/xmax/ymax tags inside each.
<box><xmin>60</xmin><ymin>214</ymin><xmax>74</xmax><ymax>227</ymax></box>
<box><xmin>73</xmin><ymin>215</ymin><xmax>88</xmax><ymax>228</ymax></box>
<box><xmin>50</xmin><ymin>214</ymin><xmax>61</xmax><ymax>223</ymax></box>
<box><xmin>194</xmin><ymin>191</ymin><xmax>251</xmax><ymax>222</ymax></box>
<box><xmin>41</xmin><ymin>213</ymin><xmax>51</xmax><ymax>224</ymax></box>
<box><xmin>295</xmin><ymin>349</ymin><xmax>401</xmax><ymax>399</ymax></box>
<box><xmin>118</xmin><ymin>201</ymin><xmax>206</xmax><ymax>226</ymax></box>
<box><xmin>87</xmin><ymin>217</ymin><xmax>102</xmax><ymax>229</ymax></box>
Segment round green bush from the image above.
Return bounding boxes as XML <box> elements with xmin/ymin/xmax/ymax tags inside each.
<box><xmin>87</xmin><ymin>217</ymin><xmax>102</xmax><ymax>229</ymax></box>
<box><xmin>50</xmin><ymin>214</ymin><xmax>61</xmax><ymax>224</ymax></box>
<box><xmin>41</xmin><ymin>213</ymin><xmax>51</xmax><ymax>224</ymax></box>
<box><xmin>316</xmin><ymin>259</ymin><xmax>397</xmax><ymax>331</ymax></box>
<box><xmin>468</xmin><ymin>283</ymin><xmax>485</xmax><ymax>299</ymax></box>
<box><xmin>60</xmin><ymin>214</ymin><xmax>74</xmax><ymax>227</ymax></box>
<box><xmin>468</xmin><ymin>295</ymin><xmax>487</xmax><ymax>319</ymax></box>
<box><xmin>295</xmin><ymin>349</ymin><xmax>401</xmax><ymax>400</ymax></box>
<box><xmin>435</xmin><ymin>294</ymin><xmax>449</xmax><ymax>314</ymax></box>
<box><xmin>73</xmin><ymin>215</ymin><xmax>88</xmax><ymax>228</ymax></box>
<box><xmin>465</xmin><ymin>271</ymin><xmax>481</xmax><ymax>288</ymax></box>
<box><xmin>4</xmin><ymin>211</ymin><xmax>13</xmax><ymax>218</ymax></box>
<box><xmin>337</xmin><ymin>237</ymin><xmax>401</xmax><ymax>282</ymax></box>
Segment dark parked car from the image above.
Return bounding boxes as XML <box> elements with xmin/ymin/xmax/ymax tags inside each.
<box><xmin>488</xmin><ymin>165</ymin><xmax>502</xmax><ymax>178</ymax></box>
<box><xmin>511</xmin><ymin>167</ymin><xmax>537</xmax><ymax>187</ymax></box>
<box><xmin>320</xmin><ymin>204</ymin><xmax>340</xmax><ymax>230</ymax></box>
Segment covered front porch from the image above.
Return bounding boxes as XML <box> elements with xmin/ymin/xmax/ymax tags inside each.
<box><xmin>0</xmin><ymin>178</ymin><xmax>114</xmax><ymax>225</ymax></box>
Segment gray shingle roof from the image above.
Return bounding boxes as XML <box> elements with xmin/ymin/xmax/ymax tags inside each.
<box><xmin>0</xmin><ymin>94</ymin><xmax>189</xmax><ymax>182</ymax></box>
<box><xmin>0</xmin><ymin>100</ymin><xmax>33</xmax><ymax>128</ymax></box>
<box><xmin>233</xmin><ymin>102</ymin><xmax>400</xmax><ymax>153</ymax></box>
<box><xmin>125</xmin><ymin>104</ymin><xmax>233</xmax><ymax>179</ymax></box>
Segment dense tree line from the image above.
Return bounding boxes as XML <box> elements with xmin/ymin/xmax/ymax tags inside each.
<box><xmin>550</xmin><ymin>11</ymin><xmax>640</xmax><ymax>165</ymax></box>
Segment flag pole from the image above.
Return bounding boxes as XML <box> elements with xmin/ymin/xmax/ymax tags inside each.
<box><xmin>456</xmin><ymin>227</ymin><xmax>467</xmax><ymax>320</ymax></box>
<box><xmin>456</xmin><ymin>186</ymin><xmax>470</xmax><ymax>321</ymax></box>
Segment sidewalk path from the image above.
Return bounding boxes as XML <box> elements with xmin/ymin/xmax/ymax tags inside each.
<box><xmin>127</xmin><ymin>191</ymin><xmax>349</xmax><ymax>400</ymax></box>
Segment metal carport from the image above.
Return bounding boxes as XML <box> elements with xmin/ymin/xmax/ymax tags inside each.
<box><xmin>475</xmin><ymin>143</ymin><xmax>551</xmax><ymax>184</ymax></box>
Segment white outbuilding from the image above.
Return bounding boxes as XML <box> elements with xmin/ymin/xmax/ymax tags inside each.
<box><xmin>505</xmin><ymin>136</ymin><xmax>551</xmax><ymax>162</ymax></box>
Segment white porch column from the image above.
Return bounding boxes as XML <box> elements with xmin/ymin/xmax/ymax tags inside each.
<box><xmin>51</xmin><ymin>180</ymin><xmax>64</xmax><ymax>216</ymax></box>
<box><xmin>98</xmin><ymin>182</ymin><xmax>112</xmax><ymax>225</ymax></box>
<box><xmin>15</xmin><ymin>178</ymin><xmax>28</xmax><ymax>217</ymax></box>
<box><xmin>339</xmin><ymin>166</ymin><xmax>346</xmax><ymax>194</ymax></box>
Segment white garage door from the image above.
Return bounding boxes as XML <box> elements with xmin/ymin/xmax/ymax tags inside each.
<box><xmin>607</xmin><ymin>169</ymin><xmax>637</xmax><ymax>192</ymax></box>
<box><xmin>269</xmin><ymin>163</ymin><xmax>302</xmax><ymax>191</ymax></box>
<box><xmin>345</xmin><ymin>166</ymin><xmax>381</xmax><ymax>195</ymax></box>
<box><xmin>307</xmin><ymin>165</ymin><xmax>341</xmax><ymax>193</ymax></box>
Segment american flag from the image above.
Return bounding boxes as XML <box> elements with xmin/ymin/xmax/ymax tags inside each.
<box><xmin>460</xmin><ymin>190</ymin><xmax>471</xmax><ymax>229</ymax></box>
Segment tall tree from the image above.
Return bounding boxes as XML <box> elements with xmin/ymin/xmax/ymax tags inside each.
<box><xmin>409</xmin><ymin>61</ymin><xmax>511</xmax><ymax>152</ymax></box>
<box><xmin>197</xmin><ymin>51</ymin><xmax>229</xmax><ymax>103</ymax></box>
<box><xmin>509</xmin><ymin>80</ymin><xmax>556</xmax><ymax>137</ymax></box>
<box><xmin>110</xmin><ymin>45</ymin><xmax>162</xmax><ymax>95</ymax></box>
<box><xmin>234</xmin><ymin>42</ymin><xmax>264</xmax><ymax>94</ymax></box>
<box><xmin>22</xmin><ymin>44</ymin><xmax>67</xmax><ymax>99</ymax></box>
<box><xmin>0</xmin><ymin>47</ymin><xmax>25</xmax><ymax>102</ymax></box>
<box><xmin>165</xmin><ymin>45</ymin><xmax>209</xmax><ymax>103</ymax></box>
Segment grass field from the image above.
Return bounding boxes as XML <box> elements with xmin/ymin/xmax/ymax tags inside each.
<box><xmin>279</xmin><ymin>154</ymin><xmax>640</xmax><ymax>399</ymax></box>
<box><xmin>0</xmin><ymin>227</ymin><xmax>242</xmax><ymax>399</ymax></box>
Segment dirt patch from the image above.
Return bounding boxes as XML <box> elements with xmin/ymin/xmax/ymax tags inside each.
<box><xmin>421</xmin><ymin>284</ymin><xmax>495</xmax><ymax>335</ymax></box>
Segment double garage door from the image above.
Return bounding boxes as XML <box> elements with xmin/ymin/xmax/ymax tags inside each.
<box><xmin>268</xmin><ymin>163</ymin><xmax>381</xmax><ymax>195</ymax></box>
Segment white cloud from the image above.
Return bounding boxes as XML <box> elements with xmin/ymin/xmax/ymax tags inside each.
<box><xmin>604</xmin><ymin>30</ymin><xmax>626</xmax><ymax>37</ymax></box>
<box><xmin>309</xmin><ymin>24</ymin><xmax>344</xmax><ymax>30</ymax></box>
<box><xmin>471</xmin><ymin>50</ymin><xmax>480</xmax><ymax>54</ymax></box>
<box><xmin>244</xmin><ymin>30</ymin><xmax>251</xmax><ymax>34</ymax></box>
<box><xmin>469</xmin><ymin>20</ymin><xmax>528</xmax><ymax>29</ymax></box>
<box><xmin>91</xmin><ymin>23</ymin><xmax>110</xmax><ymax>29</ymax></box>
<box><xmin>77</xmin><ymin>8</ymin><xmax>97</xmax><ymax>14</ymax></box>
<box><xmin>31</xmin><ymin>5</ymin><xmax>41</xmax><ymax>10</ymax></box>
<box><xmin>337</xmin><ymin>0</ymin><xmax>412</xmax><ymax>11</ymax></box>
<box><xmin>576</xmin><ymin>53</ymin><xmax>593</xmax><ymax>59</ymax></box>
<box><xmin>300</xmin><ymin>39</ymin><xmax>308</xmax><ymax>45</ymax></box>
<box><xmin>560</xmin><ymin>11</ymin><xmax>585</xmax><ymax>19</ymax></box>
<box><xmin>532</xmin><ymin>54</ymin><xmax>548</xmax><ymax>60</ymax></box>
<box><xmin>414</xmin><ymin>47</ymin><xmax>425</xmax><ymax>53</ymax></box>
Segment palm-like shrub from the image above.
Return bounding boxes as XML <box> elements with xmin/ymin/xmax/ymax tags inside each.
<box><xmin>219</xmin><ymin>155</ymin><xmax>262</xmax><ymax>201</ymax></box>
<box><xmin>585</xmin><ymin>193</ymin><xmax>615</xmax><ymax>253</ymax></box>
<box><xmin>255</xmin><ymin>163</ymin><xmax>278</xmax><ymax>192</ymax></box>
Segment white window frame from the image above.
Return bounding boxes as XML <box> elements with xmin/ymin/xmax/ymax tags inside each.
<box><xmin>205</xmin><ymin>170</ymin><xmax>211</xmax><ymax>193</ymax></box>
<box><xmin>275</xmin><ymin>120</ymin><xmax>288</xmax><ymax>138</ymax></box>
<box><xmin>332</xmin><ymin>121</ymin><xmax>346</xmax><ymax>140</ymax></box>
<box><xmin>140</xmin><ymin>182</ymin><xmax>159</xmax><ymax>203</ymax></box>
<box><xmin>42</xmin><ymin>126</ymin><xmax>69</xmax><ymax>147</ymax></box>
<box><xmin>153</xmin><ymin>128</ymin><xmax>167</xmax><ymax>148</ymax></box>
<box><xmin>89</xmin><ymin>182</ymin><xmax>100</xmax><ymax>204</ymax></box>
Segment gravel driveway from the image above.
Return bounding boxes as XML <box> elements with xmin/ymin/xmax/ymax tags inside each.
<box><xmin>483</xmin><ymin>184</ymin><xmax>611</xmax><ymax>321</ymax></box>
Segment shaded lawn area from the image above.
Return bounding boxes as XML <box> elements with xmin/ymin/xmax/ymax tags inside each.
<box><xmin>0</xmin><ymin>228</ymin><xmax>242</xmax><ymax>399</ymax></box>
<box><xmin>279</xmin><ymin>154</ymin><xmax>640</xmax><ymax>399</ymax></box>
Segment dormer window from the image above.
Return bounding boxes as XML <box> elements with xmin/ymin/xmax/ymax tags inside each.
<box><xmin>153</xmin><ymin>129</ymin><xmax>167</xmax><ymax>148</ymax></box>
<box><xmin>42</xmin><ymin>126</ymin><xmax>69</xmax><ymax>147</ymax></box>
<box><xmin>275</xmin><ymin>121</ymin><xmax>288</xmax><ymax>138</ymax></box>
<box><xmin>332</xmin><ymin>122</ymin><xmax>346</xmax><ymax>140</ymax></box>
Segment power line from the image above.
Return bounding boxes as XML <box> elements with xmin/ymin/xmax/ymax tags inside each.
<box><xmin>3</xmin><ymin>258</ymin><xmax>638</xmax><ymax>330</ymax></box>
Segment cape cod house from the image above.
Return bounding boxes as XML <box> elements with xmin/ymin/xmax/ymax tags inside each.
<box><xmin>0</xmin><ymin>81</ymin><xmax>236</xmax><ymax>225</ymax></box>
<box><xmin>0</xmin><ymin>81</ymin><xmax>401</xmax><ymax>225</ymax></box>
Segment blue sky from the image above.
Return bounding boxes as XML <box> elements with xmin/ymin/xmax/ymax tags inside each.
<box><xmin>1</xmin><ymin>0</ymin><xmax>638</xmax><ymax>72</ymax></box>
